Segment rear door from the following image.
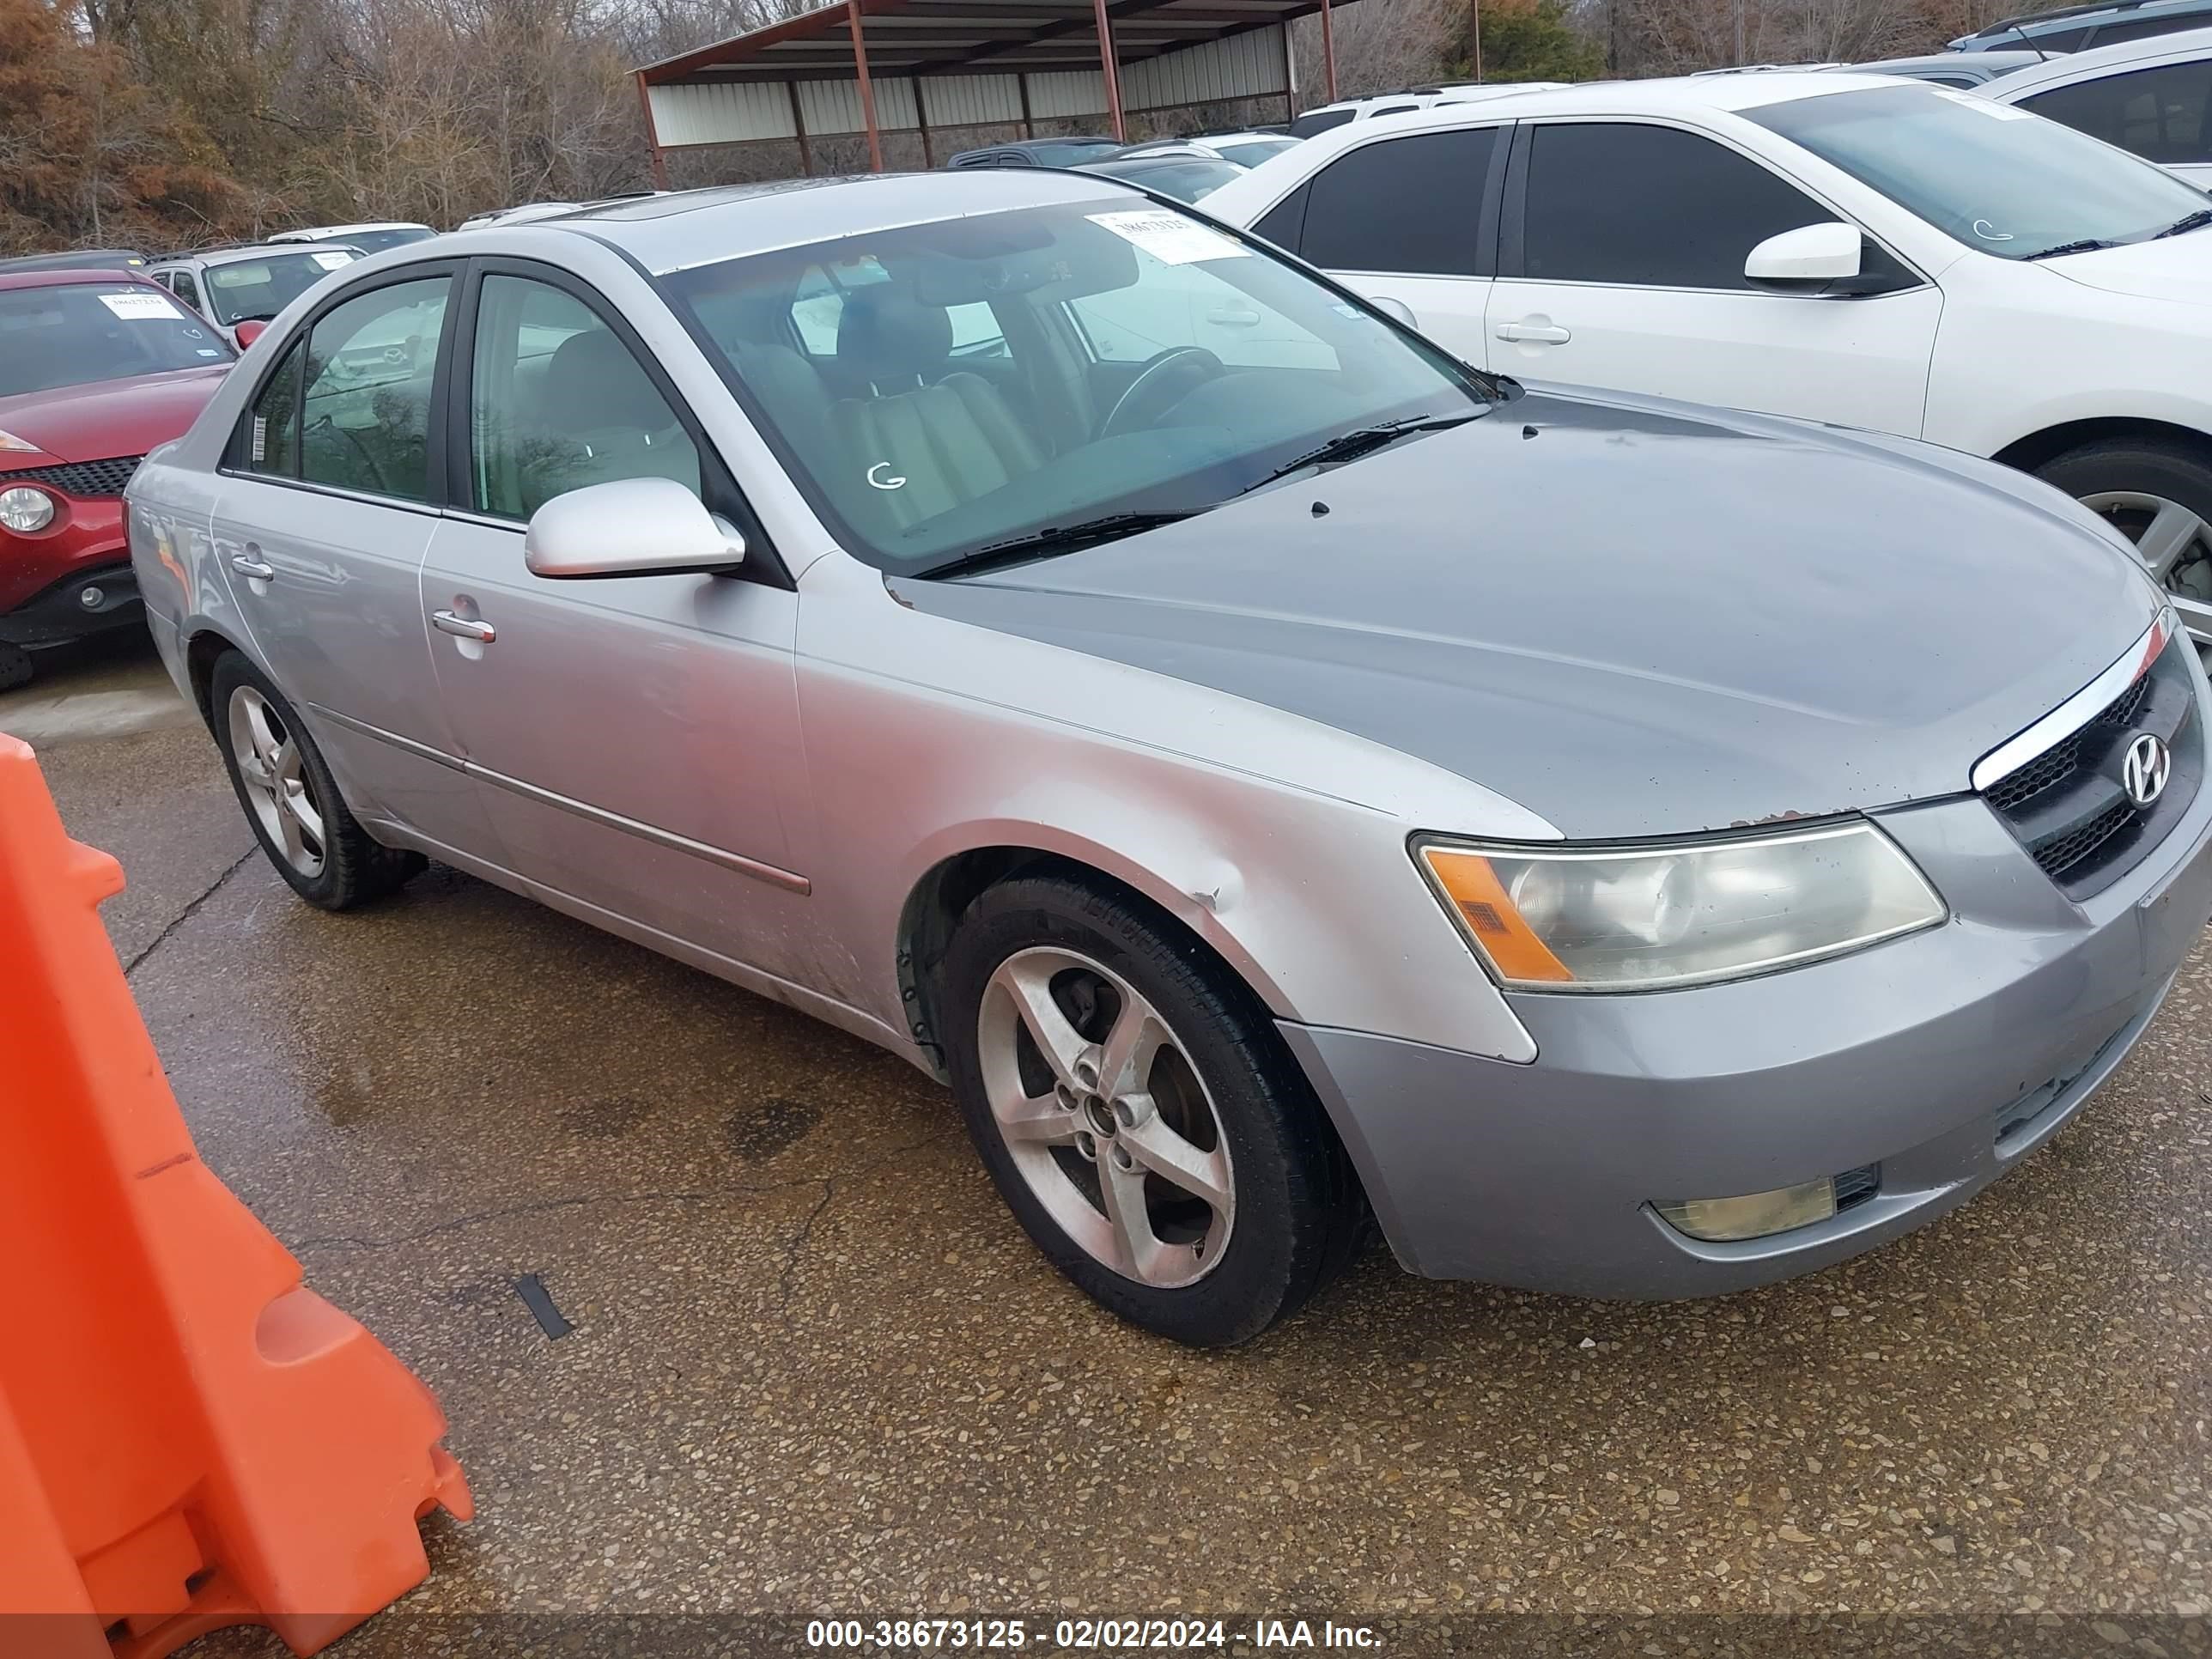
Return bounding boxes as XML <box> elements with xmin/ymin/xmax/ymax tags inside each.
<box><xmin>1490</xmin><ymin>118</ymin><xmax>1942</xmax><ymax>436</ymax></box>
<box><xmin>418</xmin><ymin>260</ymin><xmax>811</xmax><ymax>975</ymax></box>
<box><xmin>209</xmin><ymin>263</ymin><xmax>489</xmax><ymax>848</ymax></box>
<box><xmin>1252</xmin><ymin>124</ymin><xmax>1509</xmax><ymax>368</ymax></box>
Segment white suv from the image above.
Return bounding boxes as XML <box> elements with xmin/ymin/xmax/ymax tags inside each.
<box><xmin>1203</xmin><ymin>73</ymin><xmax>2212</xmax><ymax>640</ymax></box>
<box><xmin>1988</xmin><ymin>25</ymin><xmax>2212</xmax><ymax>187</ymax></box>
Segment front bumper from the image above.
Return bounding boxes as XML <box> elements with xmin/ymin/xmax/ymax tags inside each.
<box><xmin>0</xmin><ymin>562</ymin><xmax>143</xmax><ymax>649</ymax></box>
<box><xmin>1285</xmin><ymin>782</ymin><xmax>2212</xmax><ymax>1297</ymax></box>
<box><xmin>1</xmin><ymin>491</ymin><xmax>140</xmax><ymax>648</ymax></box>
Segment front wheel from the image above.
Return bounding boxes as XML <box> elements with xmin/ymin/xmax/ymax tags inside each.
<box><xmin>208</xmin><ymin>651</ymin><xmax>424</xmax><ymax>909</ymax></box>
<box><xmin>2036</xmin><ymin>437</ymin><xmax>2212</xmax><ymax>646</ymax></box>
<box><xmin>942</xmin><ymin>872</ymin><xmax>1364</xmax><ymax>1347</ymax></box>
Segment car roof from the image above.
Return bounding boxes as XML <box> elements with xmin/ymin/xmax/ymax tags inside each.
<box><xmin>1988</xmin><ymin>21</ymin><xmax>2212</xmax><ymax>89</ymax></box>
<box><xmin>0</xmin><ymin>267</ymin><xmax>161</xmax><ymax>293</ymax></box>
<box><xmin>156</xmin><ymin>242</ymin><xmax>366</xmax><ymax>266</ymax></box>
<box><xmin>1307</xmin><ymin>70</ymin><xmax>1909</xmax><ymax>124</ymax></box>
<box><xmin>1844</xmin><ymin>49</ymin><xmax>2046</xmax><ymax>71</ymax></box>
<box><xmin>468</xmin><ymin>171</ymin><xmax>1150</xmax><ymax>275</ymax></box>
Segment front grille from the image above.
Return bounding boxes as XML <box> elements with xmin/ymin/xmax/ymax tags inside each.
<box><xmin>2</xmin><ymin>455</ymin><xmax>144</xmax><ymax>498</ymax></box>
<box><xmin>1981</xmin><ymin>636</ymin><xmax>2202</xmax><ymax>898</ymax></box>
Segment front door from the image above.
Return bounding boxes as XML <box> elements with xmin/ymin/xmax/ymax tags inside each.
<box><xmin>421</xmin><ymin>264</ymin><xmax>813</xmax><ymax>979</ymax></box>
<box><xmin>1489</xmin><ymin>120</ymin><xmax>1942</xmax><ymax>437</ymax></box>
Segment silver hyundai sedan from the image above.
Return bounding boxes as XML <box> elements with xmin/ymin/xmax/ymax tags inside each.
<box><xmin>129</xmin><ymin>173</ymin><xmax>2212</xmax><ymax>1346</ymax></box>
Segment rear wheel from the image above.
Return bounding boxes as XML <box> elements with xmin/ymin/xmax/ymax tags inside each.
<box><xmin>942</xmin><ymin>872</ymin><xmax>1363</xmax><ymax>1347</ymax></box>
<box><xmin>208</xmin><ymin>651</ymin><xmax>423</xmax><ymax>909</ymax></box>
<box><xmin>2036</xmin><ymin>437</ymin><xmax>2212</xmax><ymax>646</ymax></box>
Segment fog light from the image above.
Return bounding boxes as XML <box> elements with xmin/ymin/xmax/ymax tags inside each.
<box><xmin>0</xmin><ymin>486</ymin><xmax>55</xmax><ymax>533</ymax></box>
<box><xmin>79</xmin><ymin>586</ymin><xmax>104</xmax><ymax>610</ymax></box>
<box><xmin>1656</xmin><ymin>1178</ymin><xmax>1837</xmax><ymax>1242</ymax></box>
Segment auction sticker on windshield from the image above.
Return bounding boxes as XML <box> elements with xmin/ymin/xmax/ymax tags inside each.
<box><xmin>1087</xmin><ymin>209</ymin><xmax>1249</xmax><ymax>264</ymax></box>
<box><xmin>100</xmin><ymin>291</ymin><xmax>185</xmax><ymax>321</ymax></box>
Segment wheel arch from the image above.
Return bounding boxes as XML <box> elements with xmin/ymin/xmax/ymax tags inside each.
<box><xmin>1993</xmin><ymin>415</ymin><xmax>2212</xmax><ymax>474</ymax></box>
<box><xmin>183</xmin><ymin>626</ymin><xmax>246</xmax><ymax>731</ymax></box>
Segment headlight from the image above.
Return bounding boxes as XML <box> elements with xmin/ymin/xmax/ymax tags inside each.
<box><xmin>0</xmin><ymin>486</ymin><xmax>56</xmax><ymax>533</ymax></box>
<box><xmin>1416</xmin><ymin>820</ymin><xmax>1944</xmax><ymax>992</ymax></box>
<box><xmin>0</xmin><ymin>428</ymin><xmax>40</xmax><ymax>453</ymax></box>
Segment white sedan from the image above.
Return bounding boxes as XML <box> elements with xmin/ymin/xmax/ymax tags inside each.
<box><xmin>1200</xmin><ymin>73</ymin><xmax>2212</xmax><ymax>640</ymax></box>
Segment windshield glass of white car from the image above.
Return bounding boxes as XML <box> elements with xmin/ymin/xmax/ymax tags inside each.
<box><xmin>658</xmin><ymin>201</ymin><xmax>1492</xmax><ymax>572</ymax></box>
<box><xmin>1750</xmin><ymin>82</ymin><xmax>2212</xmax><ymax>259</ymax></box>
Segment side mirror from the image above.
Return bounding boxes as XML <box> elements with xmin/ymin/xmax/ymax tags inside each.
<box><xmin>524</xmin><ymin>477</ymin><xmax>746</xmax><ymax>580</ymax></box>
<box><xmin>233</xmin><ymin>319</ymin><xmax>268</xmax><ymax>348</ymax></box>
<box><xmin>1368</xmin><ymin>294</ymin><xmax>1419</xmax><ymax>329</ymax></box>
<box><xmin>1744</xmin><ymin>222</ymin><xmax>1863</xmax><ymax>291</ymax></box>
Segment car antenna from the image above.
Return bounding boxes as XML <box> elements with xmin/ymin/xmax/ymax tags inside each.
<box><xmin>2005</xmin><ymin>22</ymin><xmax>2052</xmax><ymax>60</ymax></box>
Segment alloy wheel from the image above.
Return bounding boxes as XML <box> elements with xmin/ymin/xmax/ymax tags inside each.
<box><xmin>228</xmin><ymin>685</ymin><xmax>326</xmax><ymax>878</ymax></box>
<box><xmin>2080</xmin><ymin>489</ymin><xmax>2212</xmax><ymax>646</ymax></box>
<box><xmin>975</xmin><ymin>945</ymin><xmax>1235</xmax><ymax>1289</ymax></box>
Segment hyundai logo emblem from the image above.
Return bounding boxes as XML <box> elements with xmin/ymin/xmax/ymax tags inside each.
<box><xmin>2123</xmin><ymin>732</ymin><xmax>2172</xmax><ymax>809</ymax></box>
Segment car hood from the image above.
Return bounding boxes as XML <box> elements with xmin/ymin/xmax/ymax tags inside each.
<box><xmin>0</xmin><ymin>366</ymin><xmax>230</xmax><ymax>466</ymax></box>
<box><xmin>2043</xmin><ymin>231</ymin><xmax>2212</xmax><ymax>305</ymax></box>
<box><xmin>892</xmin><ymin>390</ymin><xmax>2159</xmax><ymax>838</ymax></box>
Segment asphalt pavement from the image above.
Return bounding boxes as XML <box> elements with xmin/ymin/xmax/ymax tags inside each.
<box><xmin>7</xmin><ymin>638</ymin><xmax>2209</xmax><ymax>1658</ymax></box>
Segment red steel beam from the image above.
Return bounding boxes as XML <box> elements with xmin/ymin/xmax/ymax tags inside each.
<box><xmin>850</xmin><ymin>0</ymin><xmax>886</xmax><ymax>171</ymax></box>
<box><xmin>1093</xmin><ymin>0</ymin><xmax>1126</xmax><ymax>141</ymax></box>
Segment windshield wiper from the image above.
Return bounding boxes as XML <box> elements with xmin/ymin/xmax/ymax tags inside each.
<box><xmin>2155</xmin><ymin>207</ymin><xmax>2212</xmax><ymax>240</ymax></box>
<box><xmin>1237</xmin><ymin>413</ymin><xmax>1475</xmax><ymax>496</ymax></box>
<box><xmin>2024</xmin><ymin>238</ymin><xmax>2121</xmax><ymax>260</ymax></box>
<box><xmin>919</xmin><ymin>510</ymin><xmax>1200</xmax><ymax>580</ymax></box>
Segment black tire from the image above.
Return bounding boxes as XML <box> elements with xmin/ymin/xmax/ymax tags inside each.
<box><xmin>208</xmin><ymin>650</ymin><xmax>424</xmax><ymax>910</ymax></box>
<box><xmin>941</xmin><ymin>871</ymin><xmax>1364</xmax><ymax>1347</ymax></box>
<box><xmin>2034</xmin><ymin>435</ymin><xmax>2212</xmax><ymax>607</ymax></box>
<box><xmin>0</xmin><ymin>642</ymin><xmax>31</xmax><ymax>693</ymax></box>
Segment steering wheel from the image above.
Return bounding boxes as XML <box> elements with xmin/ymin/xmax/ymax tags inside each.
<box><xmin>1099</xmin><ymin>346</ymin><xmax>1226</xmax><ymax>440</ymax></box>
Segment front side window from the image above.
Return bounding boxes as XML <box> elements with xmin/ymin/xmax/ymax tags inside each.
<box><xmin>170</xmin><ymin>270</ymin><xmax>204</xmax><ymax>313</ymax></box>
<box><xmin>202</xmin><ymin>249</ymin><xmax>361</xmax><ymax>326</ymax></box>
<box><xmin>1522</xmin><ymin>122</ymin><xmax>1830</xmax><ymax>289</ymax></box>
<box><xmin>1301</xmin><ymin>127</ymin><xmax>1498</xmax><ymax>275</ymax></box>
<box><xmin>468</xmin><ymin>274</ymin><xmax>699</xmax><ymax>520</ymax></box>
<box><xmin>298</xmin><ymin>276</ymin><xmax>450</xmax><ymax>501</ymax></box>
<box><xmin>660</xmin><ymin>199</ymin><xmax>1494</xmax><ymax>573</ymax></box>
<box><xmin>1748</xmin><ymin>82</ymin><xmax>2212</xmax><ymax>258</ymax></box>
<box><xmin>2022</xmin><ymin>58</ymin><xmax>2212</xmax><ymax>165</ymax></box>
<box><xmin>0</xmin><ymin>282</ymin><xmax>231</xmax><ymax>397</ymax></box>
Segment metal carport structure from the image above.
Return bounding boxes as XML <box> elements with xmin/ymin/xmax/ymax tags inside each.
<box><xmin>633</xmin><ymin>0</ymin><xmax>1356</xmax><ymax>181</ymax></box>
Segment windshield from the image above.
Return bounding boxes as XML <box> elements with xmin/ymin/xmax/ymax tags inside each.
<box><xmin>337</xmin><ymin>228</ymin><xmax>434</xmax><ymax>253</ymax></box>
<box><xmin>1088</xmin><ymin>159</ymin><xmax>1248</xmax><ymax>202</ymax></box>
<box><xmin>0</xmin><ymin>282</ymin><xmax>232</xmax><ymax>397</ymax></box>
<box><xmin>200</xmin><ymin>249</ymin><xmax>358</xmax><ymax>324</ymax></box>
<box><xmin>659</xmin><ymin>199</ymin><xmax>1493</xmax><ymax>573</ymax></box>
<box><xmin>1748</xmin><ymin>83</ymin><xmax>2212</xmax><ymax>259</ymax></box>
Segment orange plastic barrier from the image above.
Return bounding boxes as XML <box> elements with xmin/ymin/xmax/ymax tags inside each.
<box><xmin>0</xmin><ymin>733</ymin><xmax>471</xmax><ymax>1657</ymax></box>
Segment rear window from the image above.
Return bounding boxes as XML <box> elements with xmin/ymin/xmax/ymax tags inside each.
<box><xmin>0</xmin><ymin>282</ymin><xmax>232</xmax><ymax>397</ymax></box>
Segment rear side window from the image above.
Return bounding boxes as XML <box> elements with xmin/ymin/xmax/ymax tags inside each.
<box><xmin>240</xmin><ymin>343</ymin><xmax>304</xmax><ymax>477</ymax></box>
<box><xmin>2022</xmin><ymin>58</ymin><xmax>2212</xmax><ymax>164</ymax></box>
<box><xmin>2085</xmin><ymin>14</ymin><xmax>2203</xmax><ymax>45</ymax></box>
<box><xmin>1287</xmin><ymin>108</ymin><xmax>1356</xmax><ymax>138</ymax></box>
<box><xmin>1298</xmin><ymin>127</ymin><xmax>1499</xmax><ymax>276</ymax></box>
<box><xmin>298</xmin><ymin>276</ymin><xmax>451</xmax><ymax>502</ymax></box>
<box><xmin>1521</xmin><ymin>122</ymin><xmax>1831</xmax><ymax>289</ymax></box>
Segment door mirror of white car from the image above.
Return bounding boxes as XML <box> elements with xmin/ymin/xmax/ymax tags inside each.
<box><xmin>523</xmin><ymin>477</ymin><xmax>746</xmax><ymax>580</ymax></box>
<box><xmin>1368</xmin><ymin>295</ymin><xmax>1419</xmax><ymax>329</ymax></box>
<box><xmin>1743</xmin><ymin>222</ymin><xmax>1863</xmax><ymax>291</ymax></box>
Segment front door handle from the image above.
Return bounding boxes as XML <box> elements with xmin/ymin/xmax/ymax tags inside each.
<box><xmin>230</xmin><ymin>553</ymin><xmax>276</xmax><ymax>581</ymax></box>
<box><xmin>431</xmin><ymin>609</ymin><xmax>496</xmax><ymax>643</ymax></box>
<box><xmin>1495</xmin><ymin>322</ymin><xmax>1571</xmax><ymax>345</ymax></box>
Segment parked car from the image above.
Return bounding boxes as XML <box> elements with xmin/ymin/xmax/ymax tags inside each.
<box><xmin>458</xmin><ymin>203</ymin><xmax>581</xmax><ymax>231</ymax></box>
<box><xmin>1079</xmin><ymin>150</ymin><xmax>1249</xmax><ymax>203</ymax></box>
<box><xmin>1203</xmin><ymin>73</ymin><xmax>2212</xmax><ymax>643</ymax></box>
<box><xmin>1953</xmin><ymin>0</ymin><xmax>2212</xmax><ymax>52</ymax></box>
<box><xmin>1987</xmin><ymin>26</ymin><xmax>2212</xmax><ymax>185</ymax></box>
<box><xmin>1117</xmin><ymin>131</ymin><xmax>1300</xmax><ymax>168</ymax></box>
<box><xmin>1</xmin><ymin>269</ymin><xmax>233</xmax><ymax>688</ymax></box>
<box><xmin>130</xmin><ymin>173</ymin><xmax>2212</xmax><ymax>1344</ymax></box>
<box><xmin>145</xmin><ymin>244</ymin><xmax>364</xmax><ymax>349</ymax></box>
<box><xmin>1835</xmin><ymin>50</ymin><xmax>2046</xmax><ymax>85</ymax></box>
<box><xmin>1286</xmin><ymin>82</ymin><xmax>1563</xmax><ymax>138</ymax></box>
<box><xmin>266</xmin><ymin>222</ymin><xmax>435</xmax><ymax>254</ymax></box>
<box><xmin>945</xmin><ymin>137</ymin><xmax>1124</xmax><ymax>168</ymax></box>
<box><xmin>0</xmin><ymin>249</ymin><xmax>149</xmax><ymax>275</ymax></box>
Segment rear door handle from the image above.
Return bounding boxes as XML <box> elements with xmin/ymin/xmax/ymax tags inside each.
<box><xmin>230</xmin><ymin>553</ymin><xmax>275</xmax><ymax>581</ymax></box>
<box><xmin>431</xmin><ymin>610</ymin><xmax>496</xmax><ymax>643</ymax></box>
<box><xmin>1495</xmin><ymin>322</ymin><xmax>1571</xmax><ymax>345</ymax></box>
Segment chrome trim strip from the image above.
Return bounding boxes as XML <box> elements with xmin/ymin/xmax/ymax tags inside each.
<box><xmin>1971</xmin><ymin>607</ymin><xmax>2174</xmax><ymax>793</ymax></box>
<box><xmin>307</xmin><ymin>702</ymin><xmax>811</xmax><ymax>895</ymax></box>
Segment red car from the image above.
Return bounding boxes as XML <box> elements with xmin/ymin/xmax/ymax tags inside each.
<box><xmin>1</xmin><ymin>268</ymin><xmax>234</xmax><ymax>689</ymax></box>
